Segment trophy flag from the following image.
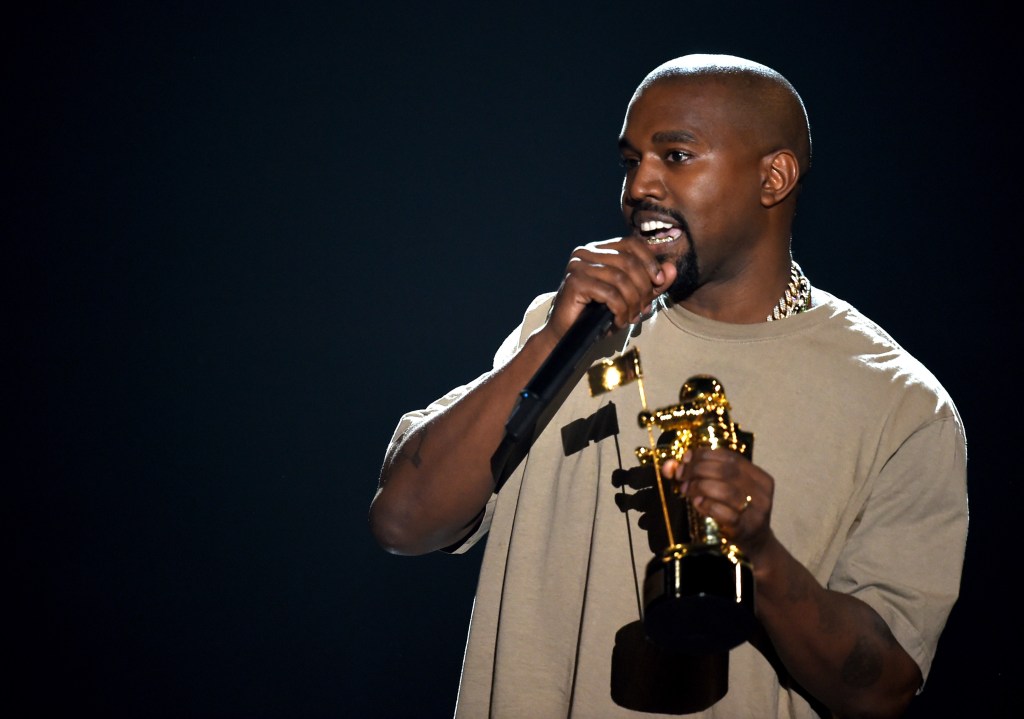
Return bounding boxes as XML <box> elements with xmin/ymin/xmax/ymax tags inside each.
<box><xmin>587</xmin><ymin>348</ymin><xmax>643</xmax><ymax>397</ymax></box>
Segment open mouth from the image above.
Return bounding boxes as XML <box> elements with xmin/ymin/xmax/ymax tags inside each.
<box><xmin>637</xmin><ymin>219</ymin><xmax>683</xmax><ymax>245</ymax></box>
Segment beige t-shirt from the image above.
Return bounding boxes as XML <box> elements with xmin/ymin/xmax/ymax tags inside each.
<box><xmin>391</xmin><ymin>290</ymin><xmax>968</xmax><ymax>718</ymax></box>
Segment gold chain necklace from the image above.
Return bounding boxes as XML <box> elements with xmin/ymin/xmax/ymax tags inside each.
<box><xmin>766</xmin><ymin>261</ymin><xmax>811</xmax><ymax>322</ymax></box>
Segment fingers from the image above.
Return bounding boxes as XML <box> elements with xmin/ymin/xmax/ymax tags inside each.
<box><xmin>667</xmin><ymin>447</ymin><xmax>774</xmax><ymax>544</ymax></box>
<box><xmin>548</xmin><ymin>236</ymin><xmax>674</xmax><ymax>334</ymax></box>
<box><xmin>687</xmin><ymin>453</ymin><xmax>756</xmax><ymax>516</ymax></box>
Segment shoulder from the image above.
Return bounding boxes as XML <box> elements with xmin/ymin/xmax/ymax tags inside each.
<box><xmin>493</xmin><ymin>292</ymin><xmax>557</xmax><ymax>366</ymax></box>
<box><xmin>814</xmin><ymin>289</ymin><xmax>962</xmax><ymax>426</ymax></box>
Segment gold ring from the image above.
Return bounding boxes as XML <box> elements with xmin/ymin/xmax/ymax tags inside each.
<box><xmin>739</xmin><ymin>495</ymin><xmax>753</xmax><ymax>512</ymax></box>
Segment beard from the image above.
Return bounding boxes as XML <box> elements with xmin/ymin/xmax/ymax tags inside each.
<box><xmin>628</xmin><ymin>200</ymin><xmax>700</xmax><ymax>303</ymax></box>
<box><xmin>659</xmin><ymin>241</ymin><xmax>700</xmax><ymax>303</ymax></box>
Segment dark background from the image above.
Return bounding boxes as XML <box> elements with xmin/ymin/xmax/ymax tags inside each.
<box><xmin>10</xmin><ymin>2</ymin><xmax>1018</xmax><ymax>717</ymax></box>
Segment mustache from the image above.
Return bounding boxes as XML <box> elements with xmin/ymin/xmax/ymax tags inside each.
<box><xmin>630</xmin><ymin>201</ymin><xmax>691</xmax><ymax>235</ymax></box>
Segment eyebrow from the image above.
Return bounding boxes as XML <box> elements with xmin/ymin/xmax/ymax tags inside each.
<box><xmin>618</xmin><ymin>129</ymin><xmax>698</xmax><ymax>150</ymax></box>
<box><xmin>652</xmin><ymin>130</ymin><xmax>698</xmax><ymax>144</ymax></box>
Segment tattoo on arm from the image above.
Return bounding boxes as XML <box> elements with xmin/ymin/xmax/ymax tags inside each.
<box><xmin>840</xmin><ymin>610</ymin><xmax>893</xmax><ymax>688</ymax></box>
<box><xmin>841</xmin><ymin>634</ymin><xmax>883</xmax><ymax>688</ymax></box>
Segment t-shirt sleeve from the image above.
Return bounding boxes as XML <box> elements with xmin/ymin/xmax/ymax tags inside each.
<box><xmin>386</xmin><ymin>293</ymin><xmax>557</xmax><ymax>555</ymax></box>
<box><xmin>828</xmin><ymin>413</ymin><xmax>968</xmax><ymax>685</ymax></box>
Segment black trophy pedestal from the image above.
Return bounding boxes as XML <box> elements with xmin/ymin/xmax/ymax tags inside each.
<box><xmin>643</xmin><ymin>545</ymin><xmax>756</xmax><ymax>655</ymax></box>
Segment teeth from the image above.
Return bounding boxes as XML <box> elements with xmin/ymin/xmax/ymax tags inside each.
<box><xmin>640</xmin><ymin>220</ymin><xmax>674</xmax><ymax>232</ymax></box>
<box><xmin>638</xmin><ymin>218</ymin><xmax>680</xmax><ymax>245</ymax></box>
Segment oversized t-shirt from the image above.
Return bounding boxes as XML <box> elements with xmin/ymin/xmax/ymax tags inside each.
<box><xmin>390</xmin><ymin>290</ymin><xmax>968</xmax><ymax>718</ymax></box>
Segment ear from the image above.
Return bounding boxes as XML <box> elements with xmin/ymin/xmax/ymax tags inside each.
<box><xmin>759</xmin><ymin>150</ymin><xmax>801</xmax><ymax>208</ymax></box>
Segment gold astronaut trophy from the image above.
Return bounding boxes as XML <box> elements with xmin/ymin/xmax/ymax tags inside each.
<box><xmin>588</xmin><ymin>352</ymin><xmax>756</xmax><ymax>655</ymax></box>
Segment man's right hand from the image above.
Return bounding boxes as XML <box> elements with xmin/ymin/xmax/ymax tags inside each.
<box><xmin>541</xmin><ymin>235</ymin><xmax>677</xmax><ymax>342</ymax></box>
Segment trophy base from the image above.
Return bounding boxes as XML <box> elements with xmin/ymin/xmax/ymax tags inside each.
<box><xmin>643</xmin><ymin>545</ymin><xmax>755</xmax><ymax>655</ymax></box>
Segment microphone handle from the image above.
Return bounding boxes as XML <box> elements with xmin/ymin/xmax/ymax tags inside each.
<box><xmin>502</xmin><ymin>301</ymin><xmax>614</xmax><ymax>444</ymax></box>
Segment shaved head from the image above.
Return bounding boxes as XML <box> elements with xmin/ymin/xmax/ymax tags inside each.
<box><xmin>633</xmin><ymin>54</ymin><xmax>812</xmax><ymax>176</ymax></box>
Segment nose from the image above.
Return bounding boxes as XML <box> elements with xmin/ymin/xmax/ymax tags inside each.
<box><xmin>622</xmin><ymin>156</ymin><xmax>666</xmax><ymax>206</ymax></box>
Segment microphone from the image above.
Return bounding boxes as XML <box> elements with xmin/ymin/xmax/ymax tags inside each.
<box><xmin>493</xmin><ymin>301</ymin><xmax>615</xmax><ymax>488</ymax></box>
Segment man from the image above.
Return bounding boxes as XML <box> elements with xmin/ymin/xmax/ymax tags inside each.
<box><xmin>370</xmin><ymin>54</ymin><xmax>968</xmax><ymax>718</ymax></box>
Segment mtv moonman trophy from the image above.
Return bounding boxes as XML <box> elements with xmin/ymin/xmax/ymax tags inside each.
<box><xmin>588</xmin><ymin>350</ymin><xmax>756</xmax><ymax>655</ymax></box>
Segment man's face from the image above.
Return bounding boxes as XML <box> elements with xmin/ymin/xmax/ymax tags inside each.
<box><xmin>618</xmin><ymin>78</ymin><xmax>767</xmax><ymax>301</ymax></box>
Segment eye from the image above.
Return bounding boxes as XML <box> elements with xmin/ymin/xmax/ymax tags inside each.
<box><xmin>666</xmin><ymin>150</ymin><xmax>691</xmax><ymax>163</ymax></box>
<box><xmin>619</xmin><ymin>155</ymin><xmax>640</xmax><ymax>170</ymax></box>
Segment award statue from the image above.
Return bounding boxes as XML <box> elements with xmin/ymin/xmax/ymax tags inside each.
<box><xmin>589</xmin><ymin>353</ymin><xmax>756</xmax><ymax>655</ymax></box>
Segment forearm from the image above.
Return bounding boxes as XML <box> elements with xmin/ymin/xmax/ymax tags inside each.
<box><xmin>752</xmin><ymin>535</ymin><xmax>922</xmax><ymax>718</ymax></box>
<box><xmin>370</xmin><ymin>327</ymin><xmax>558</xmax><ymax>555</ymax></box>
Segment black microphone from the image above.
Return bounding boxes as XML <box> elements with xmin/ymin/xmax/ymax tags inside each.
<box><xmin>493</xmin><ymin>301</ymin><xmax>615</xmax><ymax>488</ymax></box>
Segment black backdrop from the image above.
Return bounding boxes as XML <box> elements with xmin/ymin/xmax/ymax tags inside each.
<box><xmin>11</xmin><ymin>2</ymin><xmax>1019</xmax><ymax>717</ymax></box>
